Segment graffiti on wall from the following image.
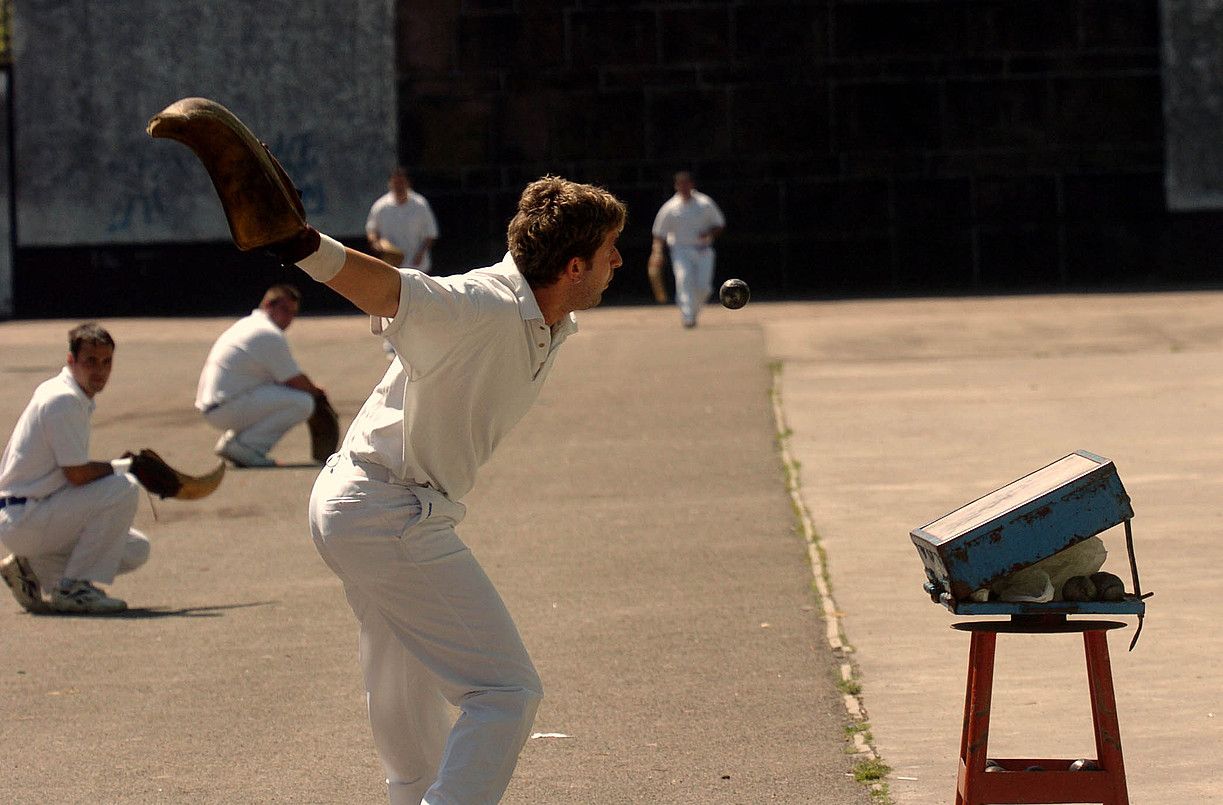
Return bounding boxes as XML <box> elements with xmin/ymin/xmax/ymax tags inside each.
<box><xmin>104</xmin><ymin>128</ymin><xmax>329</xmax><ymax>238</ymax></box>
<box><xmin>106</xmin><ymin>148</ymin><xmax>194</xmax><ymax>236</ymax></box>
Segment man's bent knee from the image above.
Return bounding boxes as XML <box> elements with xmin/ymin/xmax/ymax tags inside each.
<box><xmin>290</xmin><ymin>388</ymin><xmax>315</xmax><ymax>423</ymax></box>
<box><xmin>119</xmin><ymin>531</ymin><xmax>151</xmax><ymax>574</ymax></box>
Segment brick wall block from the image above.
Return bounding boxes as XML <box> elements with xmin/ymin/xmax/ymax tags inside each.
<box><xmin>659</xmin><ymin>8</ymin><xmax>732</xmax><ymax>63</ymax></box>
<box><xmin>647</xmin><ymin>88</ymin><xmax>731</xmax><ymax>158</ymax></box>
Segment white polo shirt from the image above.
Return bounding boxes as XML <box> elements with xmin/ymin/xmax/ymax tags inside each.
<box><xmin>344</xmin><ymin>252</ymin><xmax>577</xmax><ymax>500</ymax></box>
<box><xmin>0</xmin><ymin>368</ymin><xmax>94</xmax><ymax>500</ymax></box>
<box><xmin>651</xmin><ymin>190</ymin><xmax>726</xmax><ymax>248</ymax></box>
<box><xmin>195</xmin><ymin>309</ymin><xmax>302</xmax><ymax>411</ymax></box>
<box><xmin>366</xmin><ymin>190</ymin><xmax>440</xmax><ymax>272</ymax></box>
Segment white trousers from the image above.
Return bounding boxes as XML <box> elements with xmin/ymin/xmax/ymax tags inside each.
<box><xmin>309</xmin><ymin>456</ymin><xmax>542</xmax><ymax>805</ymax></box>
<box><xmin>670</xmin><ymin>244</ymin><xmax>716</xmax><ymax>324</ymax></box>
<box><xmin>0</xmin><ymin>473</ymin><xmax>149</xmax><ymax>587</ymax></box>
<box><xmin>204</xmin><ymin>384</ymin><xmax>314</xmax><ymax>454</ymax></box>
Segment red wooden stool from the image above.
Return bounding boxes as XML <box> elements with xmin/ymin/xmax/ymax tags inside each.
<box><xmin>953</xmin><ymin>615</ymin><xmax>1130</xmax><ymax>805</ymax></box>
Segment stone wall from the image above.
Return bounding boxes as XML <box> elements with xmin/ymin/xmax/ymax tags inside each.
<box><xmin>0</xmin><ymin>69</ymin><xmax>11</xmax><ymax>318</ymax></box>
<box><xmin>1162</xmin><ymin>0</ymin><xmax>1223</xmax><ymax>211</ymax></box>
<box><xmin>10</xmin><ymin>0</ymin><xmax>394</xmax><ymax>317</ymax></box>
<box><xmin>10</xmin><ymin>0</ymin><xmax>1223</xmax><ymax>316</ymax></box>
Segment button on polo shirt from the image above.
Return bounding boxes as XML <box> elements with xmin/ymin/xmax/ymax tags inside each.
<box><xmin>345</xmin><ymin>253</ymin><xmax>576</xmax><ymax>500</ymax></box>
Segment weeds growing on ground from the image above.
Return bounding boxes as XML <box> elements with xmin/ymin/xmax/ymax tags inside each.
<box><xmin>853</xmin><ymin>757</ymin><xmax>891</xmax><ymax>783</ymax></box>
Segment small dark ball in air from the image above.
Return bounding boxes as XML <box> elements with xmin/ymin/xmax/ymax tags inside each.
<box><xmin>719</xmin><ymin>278</ymin><xmax>750</xmax><ymax>310</ymax></box>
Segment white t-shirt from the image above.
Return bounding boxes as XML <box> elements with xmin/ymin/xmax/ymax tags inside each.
<box><xmin>366</xmin><ymin>190</ymin><xmax>440</xmax><ymax>272</ymax></box>
<box><xmin>0</xmin><ymin>367</ymin><xmax>94</xmax><ymax>499</ymax></box>
<box><xmin>344</xmin><ymin>253</ymin><xmax>577</xmax><ymax>501</ymax></box>
<box><xmin>195</xmin><ymin>309</ymin><xmax>302</xmax><ymax>411</ymax></box>
<box><xmin>651</xmin><ymin>190</ymin><xmax>726</xmax><ymax>248</ymax></box>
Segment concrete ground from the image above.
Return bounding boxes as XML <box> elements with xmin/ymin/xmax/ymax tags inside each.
<box><xmin>0</xmin><ymin>305</ymin><xmax>869</xmax><ymax>804</ymax></box>
<box><xmin>2</xmin><ymin>290</ymin><xmax>1220</xmax><ymax>803</ymax></box>
<box><xmin>761</xmin><ymin>291</ymin><xmax>1223</xmax><ymax>804</ymax></box>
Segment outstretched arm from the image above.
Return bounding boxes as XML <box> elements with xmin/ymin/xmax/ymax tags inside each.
<box><xmin>321</xmin><ymin>246</ymin><xmax>401</xmax><ymax>318</ymax></box>
<box><xmin>282</xmin><ymin>230</ymin><xmax>401</xmax><ymax>318</ymax></box>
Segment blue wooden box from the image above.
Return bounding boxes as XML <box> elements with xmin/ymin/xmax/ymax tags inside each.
<box><xmin>911</xmin><ymin>451</ymin><xmax>1143</xmax><ymax>615</ymax></box>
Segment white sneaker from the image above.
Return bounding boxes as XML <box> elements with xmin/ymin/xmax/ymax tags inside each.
<box><xmin>213</xmin><ymin>429</ymin><xmax>236</xmax><ymax>456</ymax></box>
<box><xmin>218</xmin><ymin>437</ymin><xmax>276</xmax><ymax>468</ymax></box>
<box><xmin>51</xmin><ymin>580</ymin><xmax>127</xmax><ymax>614</ymax></box>
<box><xmin>1</xmin><ymin>554</ymin><xmax>44</xmax><ymax>612</ymax></box>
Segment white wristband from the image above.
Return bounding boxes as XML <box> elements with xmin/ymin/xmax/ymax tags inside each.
<box><xmin>296</xmin><ymin>233</ymin><xmax>347</xmax><ymax>282</ymax></box>
<box><xmin>111</xmin><ymin>457</ymin><xmax>133</xmax><ymax>475</ymax></box>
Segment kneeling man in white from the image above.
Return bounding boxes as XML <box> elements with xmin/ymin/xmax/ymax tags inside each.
<box><xmin>0</xmin><ymin>323</ymin><xmax>150</xmax><ymax>614</ymax></box>
<box><xmin>196</xmin><ymin>284</ymin><xmax>326</xmax><ymax>467</ymax></box>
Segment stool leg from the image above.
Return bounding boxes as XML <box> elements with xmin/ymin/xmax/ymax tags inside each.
<box><xmin>957</xmin><ymin>631</ymin><xmax>996</xmax><ymax>805</ymax></box>
<box><xmin>1084</xmin><ymin>630</ymin><xmax>1130</xmax><ymax>805</ymax></box>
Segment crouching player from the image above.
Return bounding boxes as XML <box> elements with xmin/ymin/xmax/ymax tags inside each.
<box><xmin>0</xmin><ymin>324</ymin><xmax>149</xmax><ymax>614</ymax></box>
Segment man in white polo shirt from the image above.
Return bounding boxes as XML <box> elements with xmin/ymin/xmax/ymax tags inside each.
<box><xmin>0</xmin><ymin>323</ymin><xmax>149</xmax><ymax>614</ymax></box>
<box><xmin>367</xmin><ymin>167</ymin><xmax>442</xmax><ymax>359</ymax></box>
<box><xmin>274</xmin><ymin>175</ymin><xmax>624</xmax><ymax>805</ymax></box>
<box><xmin>649</xmin><ymin>171</ymin><xmax>726</xmax><ymax>328</ymax></box>
<box><xmin>366</xmin><ymin>166</ymin><xmax>439</xmax><ymax>272</ymax></box>
<box><xmin>196</xmin><ymin>284</ymin><xmax>326</xmax><ymax>468</ymax></box>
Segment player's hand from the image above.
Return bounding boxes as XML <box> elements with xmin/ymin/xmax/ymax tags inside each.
<box><xmin>647</xmin><ymin>251</ymin><xmax>668</xmax><ymax>304</ymax></box>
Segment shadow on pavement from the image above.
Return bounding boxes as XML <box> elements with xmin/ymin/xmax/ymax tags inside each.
<box><xmin>28</xmin><ymin>600</ymin><xmax>278</xmax><ymax>619</ymax></box>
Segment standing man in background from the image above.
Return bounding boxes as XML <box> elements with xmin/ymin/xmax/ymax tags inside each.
<box><xmin>649</xmin><ymin>171</ymin><xmax>726</xmax><ymax>328</ymax></box>
<box><xmin>367</xmin><ymin>167</ymin><xmax>442</xmax><ymax>358</ymax></box>
<box><xmin>197</xmin><ymin>285</ymin><xmax>325</xmax><ymax>468</ymax></box>
<box><xmin>366</xmin><ymin>166</ymin><xmax>439</xmax><ymax>273</ymax></box>
<box><xmin>0</xmin><ymin>323</ymin><xmax>149</xmax><ymax>614</ymax></box>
